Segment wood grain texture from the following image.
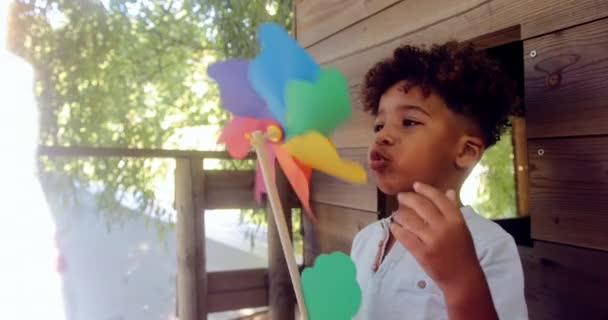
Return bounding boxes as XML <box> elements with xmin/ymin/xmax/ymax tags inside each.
<box><xmin>528</xmin><ymin>137</ymin><xmax>608</xmax><ymax>251</ymax></box>
<box><xmin>310</xmin><ymin>147</ymin><xmax>377</xmax><ymax>211</ymax></box>
<box><xmin>207</xmin><ymin>269</ymin><xmax>268</xmax><ymax>313</ymax></box>
<box><xmin>296</xmin><ymin>0</ymin><xmax>401</xmax><ymax>47</ymax></box>
<box><xmin>331</xmin><ymin>84</ymin><xmax>375</xmax><ymax>149</ymax></box>
<box><xmin>175</xmin><ymin>158</ymin><xmax>206</xmax><ymax>320</ymax></box>
<box><xmin>204</xmin><ymin>170</ymin><xmax>263</xmax><ymax>209</ymax></box>
<box><xmin>524</xmin><ymin>18</ymin><xmax>608</xmax><ymax>138</ymax></box>
<box><xmin>311</xmin><ymin>0</ymin><xmax>608</xmax><ymax>88</ymax></box>
<box><xmin>307</xmin><ymin>0</ymin><xmax>486</xmax><ymax>64</ymax></box>
<box><xmin>520</xmin><ymin>241</ymin><xmax>608</xmax><ymax>320</ymax></box>
<box><xmin>266</xmin><ymin>169</ymin><xmax>295</xmax><ymax>320</ymax></box>
<box><xmin>305</xmin><ymin>202</ymin><xmax>377</xmax><ymax>261</ymax></box>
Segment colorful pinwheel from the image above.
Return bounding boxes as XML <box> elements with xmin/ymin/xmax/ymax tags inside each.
<box><xmin>208</xmin><ymin>22</ymin><xmax>367</xmax><ymax>219</ymax></box>
<box><xmin>207</xmin><ymin>22</ymin><xmax>365</xmax><ymax>320</ymax></box>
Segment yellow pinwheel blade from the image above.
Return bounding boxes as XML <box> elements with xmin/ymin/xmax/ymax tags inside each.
<box><xmin>282</xmin><ymin>131</ymin><xmax>367</xmax><ymax>184</ymax></box>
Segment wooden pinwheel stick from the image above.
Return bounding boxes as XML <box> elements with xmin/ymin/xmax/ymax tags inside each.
<box><xmin>251</xmin><ymin>131</ymin><xmax>308</xmax><ymax>320</ymax></box>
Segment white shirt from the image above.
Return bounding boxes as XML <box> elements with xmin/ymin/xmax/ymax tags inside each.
<box><xmin>351</xmin><ymin>206</ymin><xmax>528</xmax><ymax>320</ymax></box>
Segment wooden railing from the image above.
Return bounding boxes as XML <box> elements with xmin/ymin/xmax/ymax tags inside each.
<box><xmin>38</xmin><ymin>145</ymin><xmax>297</xmax><ymax>320</ymax></box>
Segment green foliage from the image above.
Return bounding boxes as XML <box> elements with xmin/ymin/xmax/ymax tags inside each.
<box><xmin>8</xmin><ymin>0</ymin><xmax>293</xmax><ymax>223</ymax></box>
<box><xmin>471</xmin><ymin>128</ymin><xmax>517</xmax><ymax>219</ymax></box>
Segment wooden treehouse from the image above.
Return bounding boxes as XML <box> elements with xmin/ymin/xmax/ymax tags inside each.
<box><xmin>40</xmin><ymin>0</ymin><xmax>608</xmax><ymax>319</ymax></box>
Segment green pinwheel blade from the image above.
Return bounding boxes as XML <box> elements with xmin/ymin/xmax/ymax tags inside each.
<box><xmin>301</xmin><ymin>252</ymin><xmax>361</xmax><ymax>320</ymax></box>
<box><xmin>285</xmin><ymin>67</ymin><xmax>352</xmax><ymax>139</ymax></box>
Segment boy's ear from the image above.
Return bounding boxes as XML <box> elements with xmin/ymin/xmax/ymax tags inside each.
<box><xmin>455</xmin><ymin>135</ymin><xmax>484</xmax><ymax>170</ymax></box>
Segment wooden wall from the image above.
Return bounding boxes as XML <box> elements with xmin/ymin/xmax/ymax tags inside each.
<box><xmin>296</xmin><ymin>0</ymin><xmax>608</xmax><ymax>318</ymax></box>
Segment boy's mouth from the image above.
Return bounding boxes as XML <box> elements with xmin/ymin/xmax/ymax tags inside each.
<box><xmin>369</xmin><ymin>149</ymin><xmax>390</xmax><ymax>172</ymax></box>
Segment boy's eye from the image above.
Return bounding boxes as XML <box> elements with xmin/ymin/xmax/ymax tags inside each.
<box><xmin>373</xmin><ymin>124</ymin><xmax>384</xmax><ymax>132</ymax></box>
<box><xmin>402</xmin><ymin>119</ymin><xmax>421</xmax><ymax>127</ymax></box>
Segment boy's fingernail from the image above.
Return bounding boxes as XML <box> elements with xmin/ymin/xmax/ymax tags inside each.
<box><xmin>413</xmin><ymin>182</ymin><xmax>420</xmax><ymax>190</ymax></box>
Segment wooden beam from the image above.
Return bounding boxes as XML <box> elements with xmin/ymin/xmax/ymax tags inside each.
<box><xmin>207</xmin><ymin>269</ymin><xmax>269</xmax><ymax>313</ymax></box>
<box><xmin>512</xmin><ymin>116</ymin><xmax>530</xmax><ymax>216</ymax></box>
<box><xmin>204</xmin><ymin>170</ymin><xmax>264</xmax><ymax>209</ymax></box>
<box><xmin>175</xmin><ymin>158</ymin><xmax>206</xmax><ymax>320</ymax></box>
<box><xmin>267</xmin><ymin>168</ymin><xmax>296</xmax><ymax>320</ymax></box>
<box><xmin>38</xmin><ymin>145</ymin><xmax>255</xmax><ymax>160</ymax></box>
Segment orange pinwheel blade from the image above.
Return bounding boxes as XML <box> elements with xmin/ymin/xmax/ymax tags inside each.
<box><xmin>273</xmin><ymin>144</ymin><xmax>316</xmax><ymax>223</ymax></box>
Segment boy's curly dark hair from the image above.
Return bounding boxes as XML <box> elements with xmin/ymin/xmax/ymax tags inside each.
<box><xmin>361</xmin><ymin>41</ymin><xmax>516</xmax><ymax>147</ymax></box>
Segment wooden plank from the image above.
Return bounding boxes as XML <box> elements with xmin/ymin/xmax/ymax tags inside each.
<box><xmin>331</xmin><ymin>84</ymin><xmax>374</xmax><ymax>148</ymax></box>
<box><xmin>512</xmin><ymin>116</ymin><xmax>530</xmax><ymax>216</ymax></box>
<box><xmin>207</xmin><ymin>288</ymin><xmax>268</xmax><ymax>313</ymax></box>
<box><xmin>175</xmin><ymin>158</ymin><xmax>206</xmax><ymax>320</ymax></box>
<box><xmin>207</xmin><ymin>269</ymin><xmax>268</xmax><ymax>313</ymax></box>
<box><xmin>190</xmin><ymin>158</ymin><xmax>207</xmax><ymax>319</ymax></box>
<box><xmin>37</xmin><ymin>145</ymin><xmax>253</xmax><ymax>159</ymax></box>
<box><xmin>307</xmin><ymin>0</ymin><xmax>486</xmax><ymax>64</ymax></box>
<box><xmin>519</xmin><ymin>241</ymin><xmax>608</xmax><ymax>320</ymax></box>
<box><xmin>310</xmin><ymin>147</ymin><xmax>377</xmax><ymax>211</ymax></box>
<box><xmin>208</xmin><ymin>268</ymin><xmax>267</xmax><ymax>293</ymax></box>
<box><xmin>204</xmin><ymin>170</ymin><xmax>263</xmax><ymax>209</ymax></box>
<box><xmin>528</xmin><ymin>137</ymin><xmax>608</xmax><ymax>251</ymax></box>
<box><xmin>296</xmin><ymin>0</ymin><xmax>401</xmax><ymax>47</ymax></box>
<box><xmin>267</xmin><ymin>169</ymin><xmax>295</xmax><ymax>320</ymax></box>
<box><xmin>524</xmin><ymin>18</ymin><xmax>608</xmax><ymax>138</ymax></box>
<box><xmin>305</xmin><ymin>202</ymin><xmax>377</xmax><ymax>260</ymax></box>
<box><xmin>313</xmin><ymin>0</ymin><xmax>608</xmax><ymax>88</ymax></box>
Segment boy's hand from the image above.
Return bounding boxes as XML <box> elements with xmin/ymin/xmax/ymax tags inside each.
<box><xmin>390</xmin><ymin>182</ymin><xmax>498</xmax><ymax>320</ymax></box>
<box><xmin>390</xmin><ymin>182</ymin><xmax>478</xmax><ymax>288</ymax></box>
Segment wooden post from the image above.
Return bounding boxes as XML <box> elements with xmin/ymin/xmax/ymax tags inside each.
<box><xmin>176</xmin><ymin>157</ymin><xmax>207</xmax><ymax>320</ymax></box>
<box><xmin>267</xmin><ymin>168</ymin><xmax>296</xmax><ymax>319</ymax></box>
<box><xmin>512</xmin><ymin>116</ymin><xmax>529</xmax><ymax>216</ymax></box>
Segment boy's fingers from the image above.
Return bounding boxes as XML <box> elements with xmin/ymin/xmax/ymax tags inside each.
<box><xmin>392</xmin><ymin>208</ymin><xmax>430</xmax><ymax>243</ymax></box>
<box><xmin>397</xmin><ymin>192</ymin><xmax>442</xmax><ymax>225</ymax></box>
<box><xmin>413</xmin><ymin>182</ymin><xmax>458</xmax><ymax>218</ymax></box>
<box><xmin>390</xmin><ymin>222</ymin><xmax>423</xmax><ymax>255</ymax></box>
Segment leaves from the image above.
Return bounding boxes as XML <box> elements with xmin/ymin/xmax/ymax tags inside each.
<box><xmin>9</xmin><ymin>0</ymin><xmax>293</xmax><ymax>226</ymax></box>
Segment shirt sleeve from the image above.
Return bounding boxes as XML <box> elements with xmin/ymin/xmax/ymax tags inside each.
<box><xmin>480</xmin><ymin>234</ymin><xmax>529</xmax><ymax>320</ymax></box>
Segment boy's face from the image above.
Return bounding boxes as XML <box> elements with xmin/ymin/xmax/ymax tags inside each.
<box><xmin>368</xmin><ymin>81</ymin><xmax>478</xmax><ymax>195</ymax></box>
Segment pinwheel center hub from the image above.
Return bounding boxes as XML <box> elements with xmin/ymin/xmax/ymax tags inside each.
<box><xmin>266</xmin><ymin>124</ymin><xmax>283</xmax><ymax>143</ymax></box>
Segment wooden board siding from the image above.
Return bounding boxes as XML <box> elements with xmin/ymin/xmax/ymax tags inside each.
<box><xmin>525</xmin><ymin>18</ymin><xmax>608</xmax><ymax>139</ymax></box>
<box><xmin>520</xmin><ymin>241</ymin><xmax>608</xmax><ymax>320</ymax></box>
<box><xmin>528</xmin><ymin>137</ymin><xmax>608</xmax><ymax>251</ymax></box>
<box><xmin>304</xmin><ymin>202</ymin><xmax>377</xmax><ymax>263</ymax></box>
<box><xmin>297</xmin><ymin>2</ymin><xmax>608</xmax><ymax>318</ymax></box>
<box><xmin>310</xmin><ymin>147</ymin><xmax>377</xmax><ymax>211</ymax></box>
<box><xmin>331</xmin><ymin>84</ymin><xmax>375</xmax><ymax>149</ymax></box>
<box><xmin>296</xmin><ymin>0</ymin><xmax>401</xmax><ymax>47</ymax></box>
<box><xmin>306</xmin><ymin>0</ymin><xmax>608</xmax><ymax>90</ymax></box>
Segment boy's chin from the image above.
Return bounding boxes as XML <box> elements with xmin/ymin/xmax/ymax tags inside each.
<box><xmin>377</xmin><ymin>180</ymin><xmax>411</xmax><ymax>195</ymax></box>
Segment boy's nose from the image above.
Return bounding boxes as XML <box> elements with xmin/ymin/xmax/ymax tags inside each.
<box><xmin>375</xmin><ymin>131</ymin><xmax>395</xmax><ymax>146</ymax></box>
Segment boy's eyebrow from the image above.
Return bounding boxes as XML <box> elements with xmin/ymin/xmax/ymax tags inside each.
<box><xmin>396</xmin><ymin>104</ymin><xmax>432</xmax><ymax>117</ymax></box>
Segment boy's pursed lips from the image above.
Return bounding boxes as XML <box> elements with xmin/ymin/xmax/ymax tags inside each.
<box><xmin>369</xmin><ymin>148</ymin><xmax>390</xmax><ymax>172</ymax></box>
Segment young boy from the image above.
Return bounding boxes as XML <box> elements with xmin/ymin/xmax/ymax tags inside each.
<box><xmin>350</xmin><ymin>42</ymin><xmax>528</xmax><ymax>320</ymax></box>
